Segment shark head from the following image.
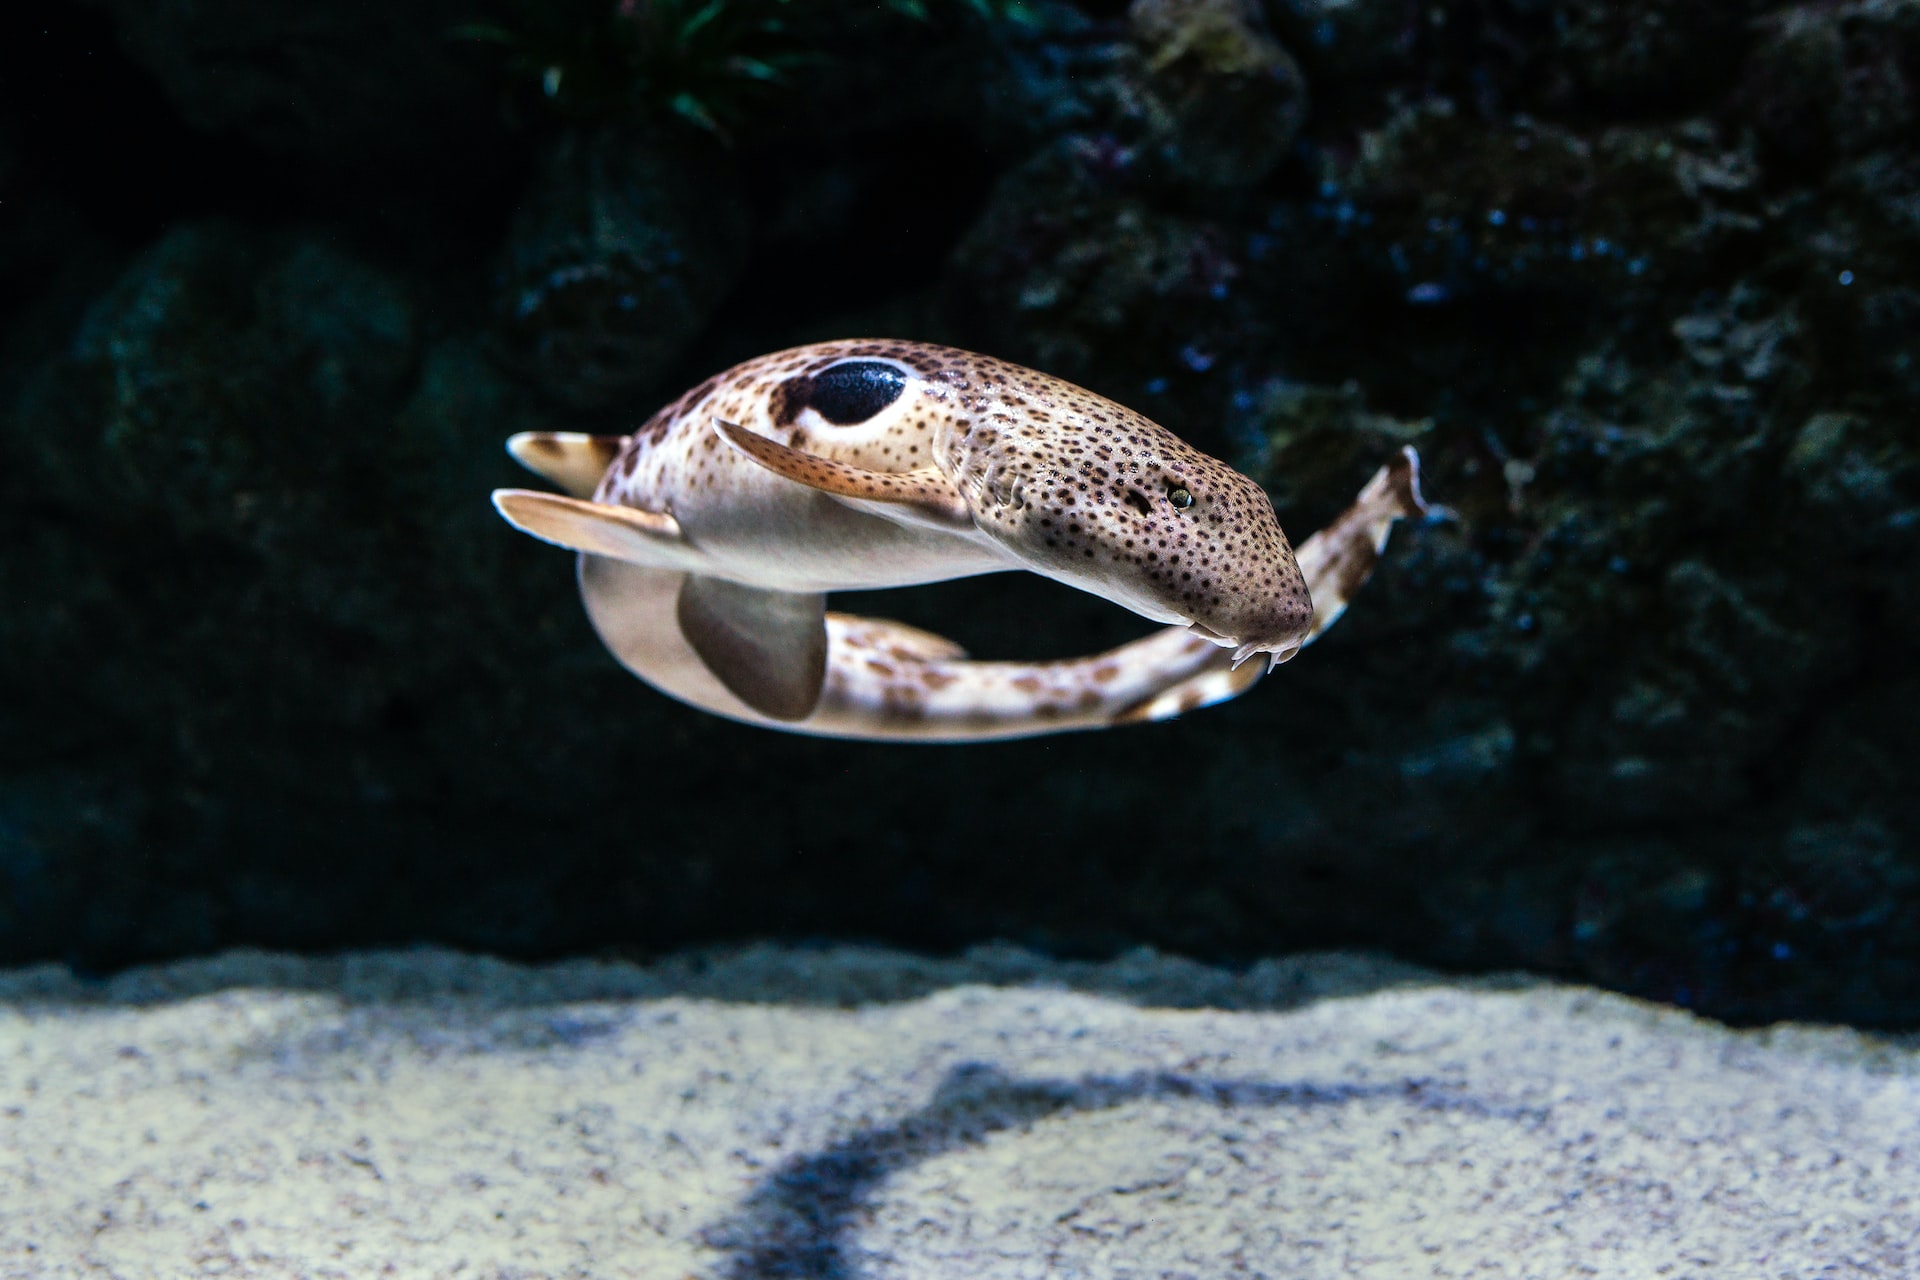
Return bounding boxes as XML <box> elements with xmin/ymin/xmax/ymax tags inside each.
<box><xmin>930</xmin><ymin>359</ymin><xmax>1316</xmax><ymax>669</ymax></box>
<box><xmin>711</xmin><ymin>343</ymin><xmax>1315</xmax><ymax>668</ymax></box>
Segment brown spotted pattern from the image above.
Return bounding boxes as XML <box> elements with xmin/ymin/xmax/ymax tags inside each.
<box><xmin>807</xmin><ymin>613</ymin><xmax>1231</xmax><ymax>741</ymax></box>
<box><xmin>591</xmin><ymin>340</ymin><xmax>1313</xmax><ymax>658</ymax></box>
<box><xmin>508</xmin><ymin>369</ymin><xmax>1426</xmax><ymax>741</ymax></box>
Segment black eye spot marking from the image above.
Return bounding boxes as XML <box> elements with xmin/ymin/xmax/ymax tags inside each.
<box><xmin>769</xmin><ymin>377</ymin><xmax>809</xmax><ymax>425</ymax></box>
<box><xmin>807</xmin><ymin>361</ymin><xmax>907</xmax><ymax>425</ymax></box>
<box><xmin>1167</xmin><ymin>482</ymin><xmax>1195</xmax><ymax>510</ymax></box>
<box><xmin>1123</xmin><ymin>489</ymin><xmax>1153</xmax><ymax>516</ymax></box>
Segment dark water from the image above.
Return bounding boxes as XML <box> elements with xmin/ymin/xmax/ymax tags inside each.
<box><xmin>2</xmin><ymin>0</ymin><xmax>1915</xmax><ymax>1026</ymax></box>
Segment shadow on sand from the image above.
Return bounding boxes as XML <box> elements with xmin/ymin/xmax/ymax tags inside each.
<box><xmin>705</xmin><ymin>1061</ymin><xmax>1537</xmax><ymax>1279</ymax></box>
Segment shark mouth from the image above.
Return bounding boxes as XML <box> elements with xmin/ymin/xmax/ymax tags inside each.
<box><xmin>1188</xmin><ymin>624</ymin><xmax>1301</xmax><ymax>673</ymax></box>
<box><xmin>1241</xmin><ymin>642</ymin><xmax>1301</xmax><ymax>673</ymax></box>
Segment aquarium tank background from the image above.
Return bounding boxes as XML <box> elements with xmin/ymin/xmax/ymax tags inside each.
<box><xmin>1</xmin><ymin>0</ymin><xmax>1916</xmax><ymax>1026</ymax></box>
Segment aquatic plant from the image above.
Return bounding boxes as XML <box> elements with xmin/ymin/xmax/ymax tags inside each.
<box><xmin>458</xmin><ymin>0</ymin><xmax>1027</xmax><ymax>141</ymax></box>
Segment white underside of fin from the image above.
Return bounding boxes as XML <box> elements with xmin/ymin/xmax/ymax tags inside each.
<box><xmin>493</xmin><ymin>489</ymin><xmax>684</xmax><ymax>564</ymax></box>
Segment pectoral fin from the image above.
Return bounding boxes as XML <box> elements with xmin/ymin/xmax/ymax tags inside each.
<box><xmin>493</xmin><ymin>489</ymin><xmax>683</xmax><ymax>562</ymax></box>
<box><xmin>677</xmin><ymin>574</ymin><xmax>828</xmax><ymax>721</ymax></box>
<box><xmin>713</xmin><ymin>419</ymin><xmax>973</xmax><ymax>531</ymax></box>
<box><xmin>506</xmin><ymin>432</ymin><xmax>625</xmax><ymax>498</ymax></box>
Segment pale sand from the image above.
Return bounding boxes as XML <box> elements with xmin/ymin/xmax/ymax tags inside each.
<box><xmin>2</xmin><ymin>944</ymin><xmax>1915</xmax><ymax>1278</ymax></box>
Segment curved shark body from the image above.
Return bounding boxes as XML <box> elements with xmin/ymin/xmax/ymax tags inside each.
<box><xmin>493</xmin><ymin>340</ymin><xmax>1427</xmax><ymax>741</ymax></box>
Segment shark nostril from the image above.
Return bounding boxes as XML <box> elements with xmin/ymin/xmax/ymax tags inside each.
<box><xmin>1123</xmin><ymin>489</ymin><xmax>1153</xmax><ymax>516</ymax></box>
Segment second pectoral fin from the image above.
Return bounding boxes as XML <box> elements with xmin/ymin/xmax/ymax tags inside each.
<box><xmin>506</xmin><ymin>432</ymin><xmax>626</xmax><ymax>499</ymax></box>
<box><xmin>676</xmin><ymin>574</ymin><xmax>828</xmax><ymax>721</ymax></box>
<box><xmin>712</xmin><ymin>419</ymin><xmax>973</xmax><ymax>531</ymax></box>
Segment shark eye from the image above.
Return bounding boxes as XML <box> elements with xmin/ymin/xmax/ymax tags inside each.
<box><xmin>1167</xmin><ymin>484</ymin><xmax>1195</xmax><ymax>510</ymax></box>
<box><xmin>807</xmin><ymin>361</ymin><xmax>907</xmax><ymax>425</ymax></box>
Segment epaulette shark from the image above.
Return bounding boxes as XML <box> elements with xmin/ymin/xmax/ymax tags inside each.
<box><xmin>493</xmin><ymin>340</ymin><xmax>1428</xmax><ymax>742</ymax></box>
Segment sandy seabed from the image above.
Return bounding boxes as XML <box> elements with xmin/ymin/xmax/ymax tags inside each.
<box><xmin>2</xmin><ymin>943</ymin><xmax>1914</xmax><ymax>1278</ymax></box>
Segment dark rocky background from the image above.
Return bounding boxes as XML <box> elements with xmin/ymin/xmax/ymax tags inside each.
<box><xmin>2</xmin><ymin>0</ymin><xmax>1915</xmax><ymax>1025</ymax></box>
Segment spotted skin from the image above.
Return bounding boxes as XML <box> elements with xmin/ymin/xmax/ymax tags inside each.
<box><xmin>495</xmin><ymin>340</ymin><xmax>1426</xmax><ymax>741</ymax></box>
<box><xmin>588</xmin><ymin>340</ymin><xmax>1311</xmax><ymax>657</ymax></box>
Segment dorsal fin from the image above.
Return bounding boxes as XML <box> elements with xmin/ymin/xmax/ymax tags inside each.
<box><xmin>506</xmin><ymin>432</ymin><xmax>626</xmax><ymax>499</ymax></box>
<box><xmin>676</xmin><ymin>575</ymin><xmax>828</xmax><ymax>721</ymax></box>
<box><xmin>492</xmin><ymin>489</ymin><xmax>683</xmax><ymax>564</ymax></box>
<box><xmin>712</xmin><ymin>419</ymin><xmax>973</xmax><ymax>531</ymax></box>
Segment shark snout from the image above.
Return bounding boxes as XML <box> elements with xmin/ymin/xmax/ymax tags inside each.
<box><xmin>1186</xmin><ymin>582</ymin><xmax>1315</xmax><ymax>671</ymax></box>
